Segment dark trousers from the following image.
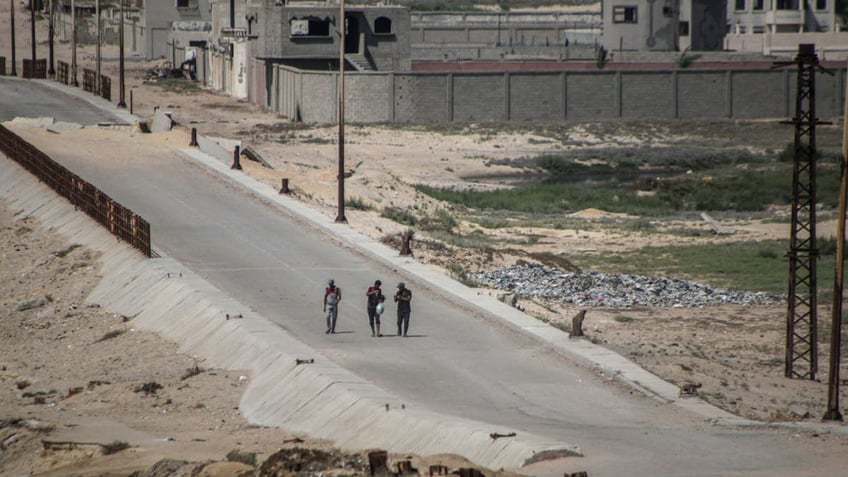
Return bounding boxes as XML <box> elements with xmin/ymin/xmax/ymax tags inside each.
<box><xmin>397</xmin><ymin>310</ymin><xmax>410</xmax><ymax>336</ymax></box>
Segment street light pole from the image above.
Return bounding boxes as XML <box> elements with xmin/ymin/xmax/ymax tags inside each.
<box><xmin>117</xmin><ymin>0</ymin><xmax>126</xmax><ymax>107</ymax></box>
<box><xmin>335</xmin><ymin>0</ymin><xmax>346</xmax><ymax>223</ymax></box>
<box><xmin>71</xmin><ymin>0</ymin><xmax>77</xmax><ymax>85</ymax></box>
<box><xmin>48</xmin><ymin>0</ymin><xmax>55</xmax><ymax>76</ymax></box>
<box><xmin>95</xmin><ymin>0</ymin><xmax>100</xmax><ymax>94</ymax></box>
<box><xmin>10</xmin><ymin>0</ymin><xmax>17</xmax><ymax>76</ymax></box>
<box><xmin>29</xmin><ymin>0</ymin><xmax>36</xmax><ymax>64</ymax></box>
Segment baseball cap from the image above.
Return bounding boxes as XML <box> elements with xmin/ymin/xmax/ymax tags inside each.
<box><xmin>397</xmin><ymin>282</ymin><xmax>405</xmax><ymax>288</ymax></box>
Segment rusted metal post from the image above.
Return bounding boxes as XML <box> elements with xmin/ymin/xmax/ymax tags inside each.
<box><xmin>367</xmin><ymin>450</ymin><xmax>388</xmax><ymax>476</ymax></box>
<box><xmin>129</xmin><ymin>89</ymin><xmax>133</xmax><ymax>114</ymax></box>
<box><xmin>571</xmin><ymin>309</ymin><xmax>586</xmax><ymax>337</ymax></box>
<box><xmin>189</xmin><ymin>127</ymin><xmax>198</xmax><ymax>146</ymax></box>
<box><xmin>231</xmin><ymin>145</ymin><xmax>242</xmax><ymax>170</ymax></box>
<box><xmin>400</xmin><ymin>229</ymin><xmax>414</xmax><ymax>256</ymax></box>
<box><xmin>279</xmin><ymin>178</ymin><xmax>290</xmax><ymax>194</ymax></box>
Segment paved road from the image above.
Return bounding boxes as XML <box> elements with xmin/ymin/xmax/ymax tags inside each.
<box><xmin>2</xmin><ymin>77</ymin><xmax>844</xmax><ymax>476</ymax></box>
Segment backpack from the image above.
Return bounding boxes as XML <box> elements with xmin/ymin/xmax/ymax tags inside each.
<box><xmin>326</xmin><ymin>287</ymin><xmax>339</xmax><ymax>306</ymax></box>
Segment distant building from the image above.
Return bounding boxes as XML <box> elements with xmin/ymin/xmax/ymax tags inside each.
<box><xmin>601</xmin><ymin>0</ymin><xmax>726</xmax><ymax>52</ymax></box>
<box><xmin>206</xmin><ymin>0</ymin><xmax>410</xmax><ymax>99</ymax></box>
<box><xmin>602</xmin><ymin>0</ymin><xmax>848</xmax><ymax>58</ymax></box>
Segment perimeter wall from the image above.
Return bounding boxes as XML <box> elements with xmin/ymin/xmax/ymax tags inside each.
<box><xmin>264</xmin><ymin>61</ymin><xmax>847</xmax><ymax>123</ymax></box>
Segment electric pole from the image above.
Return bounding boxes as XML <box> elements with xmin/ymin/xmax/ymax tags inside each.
<box><xmin>335</xmin><ymin>0</ymin><xmax>346</xmax><ymax>223</ymax></box>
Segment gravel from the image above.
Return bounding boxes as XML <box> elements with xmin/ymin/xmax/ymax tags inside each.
<box><xmin>473</xmin><ymin>264</ymin><xmax>779</xmax><ymax>308</ymax></box>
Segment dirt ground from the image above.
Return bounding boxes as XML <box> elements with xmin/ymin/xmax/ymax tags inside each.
<box><xmin>2</xmin><ymin>2</ymin><xmax>848</xmax><ymax>475</ymax></box>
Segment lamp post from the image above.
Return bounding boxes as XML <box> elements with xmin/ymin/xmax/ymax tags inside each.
<box><xmin>10</xmin><ymin>0</ymin><xmax>17</xmax><ymax>76</ymax></box>
<box><xmin>118</xmin><ymin>0</ymin><xmax>126</xmax><ymax>107</ymax></box>
<box><xmin>71</xmin><ymin>0</ymin><xmax>77</xmax><ymax>85</ymax></box>
<box><xmin>95</xmin><ymin>0</ymin><xmax>100</xmax><ymax>94</ymax></box>
<box><xmin>335</xmin><ymin>0</ymin><xmax>346</xmax><ymax>223</ymax></box>
<box><xmin>29</xmin><ymin>0</ymin><xmax>36</xmax><ymax>64</ymax></box>
<box><xmin>48</xmin><ymin>0</ymin><xmax>54</xmax><ymax>76</ymax></box>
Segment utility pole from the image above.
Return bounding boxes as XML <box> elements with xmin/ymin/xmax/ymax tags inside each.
<box><xmin>780</xmin><ymin>44</ymin><xmax>831</xmax><ymax>380</ymax></box>
<box><xmin>48</xmin><ymin>0</ymin><xmax>54</xmax><ymax>76</ymax></box>
<box><xmin>118</xmin><ymin>0</ymin><xmax>126</xmax><ymax>107</ymax></box>
<box><xmin>71</xmin><ymin>0</ymin><xmax>78</xmax><ymax>85</ymax></box>
<box><xmin>29</xmin><ymin>0</ymin><xmax>36</xmax><ymax>64</ymax></box>
<box><xmin>335</xmin><ymin>0</ymin><xmax>346</xmax><ymax>223</ymax></box>
<box><xmin>823</xmin><ymin>61</ymin><xmax>848</xmax><ymax>421</ymax></box>
<box><xmin>95</xmin><ymin>0</ymin><xmax>100</xmax><ymax>94</ymax></box>
<box><xmin>10</xmin><ymin>0</ymin><xmax>17</xmax><ymax>76</ymax></box>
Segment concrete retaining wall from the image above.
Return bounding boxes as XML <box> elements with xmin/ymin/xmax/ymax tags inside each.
<box><xmin>272</xmin><ymin>64</ymin><xmax>848</xmax><ymax>124</ymax></box>
<box><xmin>0</xmin><ymin>154</ymin><xmax>581</xmax><ymax>470</ymax></box>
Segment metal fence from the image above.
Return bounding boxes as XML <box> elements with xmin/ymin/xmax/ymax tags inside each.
<box><xmin>0</xmin><ymin>124</ymin><xmax>151</xmax><ymax>257</ymax></box>
<box><xmin>22</xmin><ymin>59</ymin><xmax>47</xmax><ymax>79</ymax></box>
<box><xmin>82</xmin><ymin>68</ymin><xmax>112</xmax><ymax>99</ymax></box>
<box><xmin>57</xmin><ymin>61</ymin><xmax>69</xmax><ymax>84</ymax></box>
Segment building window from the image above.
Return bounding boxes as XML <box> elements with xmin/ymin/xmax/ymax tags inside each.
<box><xmin>753</xmin><ymin>0</ymin><xmax>764</xmax><ymax>9</ymax></box>
<box><xmin>776</xmin><ymin>0</ymin><xmax>799</xmax><ymax>9</ymax></box>
<box><xmin>291</xmin><ymin>18</ymin><xmax>331</xmax><ymax>37</ymax></box>
<box><xmin>175</xmin><ymin>0</ymin><xmax>191</xmax><ymax>7</ymax></box>
<box><xmin>612</xmin><ymin>6</ymin><xmax>638</xmax><ymax>23</ymax></box>
<box><xmin>815</xmin><ymin>0</ymin><xmax>826</xmax><ymax>9</ymax></box>
<box><xmin>375</xmin><ymin>16</ymin><xmax>392</xmax><ymax>34</ymax></box>
<box><xmin>735</xmin><ymin>0</ymin><xmax>746</xmax><ymax>10</ymax></box>
<box><xmin>679</xmin><ymin>21</ymin><xmax>689</xmax><ymax>36</ymax></box>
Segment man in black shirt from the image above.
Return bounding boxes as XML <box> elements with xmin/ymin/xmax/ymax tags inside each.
<box><xmin>394</xmin><ymin>282</ymin><xmax>412</xmax><ymax>337</ymax></box>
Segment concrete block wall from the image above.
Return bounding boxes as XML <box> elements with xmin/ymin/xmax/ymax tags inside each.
<box><xmin>269</xmin><ymin>65</ymin><xmax>848</xmax><ymax>123</ymax></box>
<box><xmin>509</xmin><ymin>73</ymin><xmax>564</xmax><ymax>121</ymax></box>
<box><xmin>677</xmin><ymin>71</ymin><xmax>729</xmax><ymax>118</ymax></box>
<box><xmin>621</xmin><ymin>72</ymin><xmax>675</xmax><ymax>119</ymax></box>
<box><xmin>453</xmin><ymin>74</ymin><xmax>506</xmax><ymax>122</ymax></box>
<box><xmin>395</xmin><ymin>74</ymin><xmax>450</xmax><ymax>122</ymax></box>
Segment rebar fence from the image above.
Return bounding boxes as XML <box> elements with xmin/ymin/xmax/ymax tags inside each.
<box><xmin>0</xmin><ymin>124</ymin><xmax>151</xmax><ymax>257</ymax></box>
<box><xmin>56</xmin><ymin>61</ymin><xmax>69</xmax><ymax>85</ymax></box>
<box><xmin>82</xmin><ymin>68</ymin><xmax>112</xmax><ymax>100</ymax></box>
<box><xmin>22</xmin><ymin>59</ymin><xmax>47</xmax><ymax>79</ymax></box>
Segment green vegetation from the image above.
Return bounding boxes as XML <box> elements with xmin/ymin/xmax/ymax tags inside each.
<box><xmin>569</xmin><ymin>239</ymin><xmax>836</xmax><ymax>294</ymax></box>
<box><xmin>346</xmin><ymin>196</ymin><xmax>373</xmax><ymax>211</ymax></box>
<box><xmin>417</xmin><ymin>148</ymin><xmax>842</xmax><ymax>215</ymax></box>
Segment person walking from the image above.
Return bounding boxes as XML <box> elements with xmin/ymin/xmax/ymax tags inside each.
<box><xmin>366</xmin><ymin>280</ymin><xmax>384</xmax><ymax>337</ymax></box>
<box><xmin>324</xmin><ymin>279</ymin><xmax>342</xmax><ymax>334</ymax></box>
<box><xmin>394</xmin><ymin>282</ymin><xmax>412</xmax><ymax>337</ymax></box>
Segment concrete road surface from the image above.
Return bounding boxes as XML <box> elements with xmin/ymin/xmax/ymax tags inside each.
<box><xmin>1</xmin><ymin>77</ymin><xmax>845</xmax><ymax>476</ymax></box>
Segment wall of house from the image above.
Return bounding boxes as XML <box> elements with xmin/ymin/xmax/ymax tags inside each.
<box><xmin>602</xmin><ymin>0</ymin><xmax>678</xmax><ymax>51</ymax></box>
<box><xmin>271</xmin><ymin>64</ymin><xmax>847</xmax><ymax>124</ymax></box>
<box><xmin>144</xmin><ymin>0</ymin><xmax>212</xmax><ymax>59</ymax></box>
<box><xmin>247</xmin><ymin>5</ymin><xmax>411</xmax><ymax>71</ymax></box>
<box><xmin>411</xmin><ymin>11</ymin><xmax>601</xmax><ymax>49</ymax></box>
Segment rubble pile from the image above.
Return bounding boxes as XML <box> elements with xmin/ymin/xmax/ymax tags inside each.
<box><xmin>474</xmin><ymin>264</ymin><xmax>779</xmax><ymax>308</ymax></box>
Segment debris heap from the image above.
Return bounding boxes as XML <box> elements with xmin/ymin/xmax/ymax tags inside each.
<box><xmin>474</xmin><ymin>265</ymin><xmax>779</xmax><ymax>308</ymax></box>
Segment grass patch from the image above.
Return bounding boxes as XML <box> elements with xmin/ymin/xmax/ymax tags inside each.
<box><xmin>345</xmin><ymin>196</ymin><xmax>373</xmax><ymax>211</ymax></box>
<box><xmin>226</xmin><ymin>449</ymin><xmax>258</xmax><ymax>467</ymax></box>
<box><xmin>446</xmin><ymin>262</ymin><xmax>481</xmax><ymax>287</ymax></box>
<box><xmin>570</xmin><ymin>239</ymin><xmax>835</xmax><ymax>294</ymax></box>
<box><xmin>614</xmin><ymin>315</ymin><xmax>635</xmax><ymax>323</ymax></box>
<box><xmin>381</xmin><ymin>206</ymin><xmax>417</xmax><ymax>226</ymax></box>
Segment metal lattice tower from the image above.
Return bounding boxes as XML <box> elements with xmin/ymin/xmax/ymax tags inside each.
<box><xmin>784</xmin><ymin>44</ymin><xmax>822</xmax><ymax>380</ymax></box>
